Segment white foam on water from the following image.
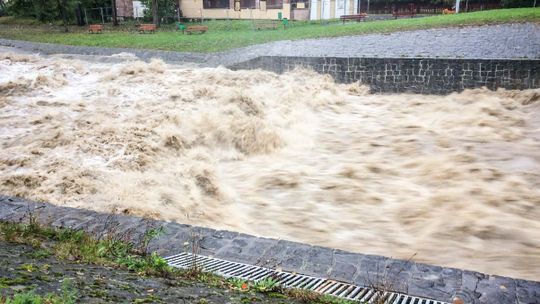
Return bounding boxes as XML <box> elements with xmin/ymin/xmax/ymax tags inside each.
<box><xmin>1</xmin><ymin>52</ymin><xmax>539</xmax><ymax>280</ymax></box>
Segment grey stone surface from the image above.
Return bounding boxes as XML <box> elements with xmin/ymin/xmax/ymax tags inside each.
<box><xmin>1</xmin><ymin>195</ymin><xmax>540</xmax><ymax>304</ymax></box>
<box><xmin>231</xmin><ymin>56</ymin><xmax>540</xmax><ymax>94</ymax></box>
<box><xmin>236</xmin><ymin>23</ymin><xmax>540</xmax><ymax>60</ymax></box>
<box><xmin>408</xmin><ymin>264</ymin><xmax>463</xmax><ymax>302</ymax></box>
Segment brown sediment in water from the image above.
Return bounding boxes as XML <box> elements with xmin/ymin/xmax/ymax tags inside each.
<box><xmin>1</xmin><ymin>53</ymin><xmax>539</xmax><ymax>280</ymax></box>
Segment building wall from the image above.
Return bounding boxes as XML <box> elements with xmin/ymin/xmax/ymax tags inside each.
<box><xmin>132</xmin><ymin>0</ymin><xmax>146</xmax><ymax>18</ymax></box>
<box><xmin>181</xmin><ymin>0</ymin><xmax>291</xmax><ymax>19</ymax></box>
<box><xmin>116</xmin><ymin>0</ymin><xmax>134</xmax><ymax>17</ymax></box>
<box><xmin>310</xmin><ymin>0</ymin><xmax>356</xmax><ymax>19</ymax></box>
<box><xmin>291</xmin><ymin>8</ymin><xmax>309</xmax><ymax>20</ymax></box>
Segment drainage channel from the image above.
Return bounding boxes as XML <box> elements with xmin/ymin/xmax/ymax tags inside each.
<box><xmin>165</xmin><ymin>252</ymin><xmax>450</xmax><ymax>304</ymax></box>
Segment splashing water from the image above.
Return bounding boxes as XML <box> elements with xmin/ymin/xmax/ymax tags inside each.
<box><xmin>1</xmin><ymin>53</ymin><xmax>539</xmax><ymax>280</ymax></box>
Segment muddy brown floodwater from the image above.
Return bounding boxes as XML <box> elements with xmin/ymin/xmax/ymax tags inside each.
<box><xmin>1</xmin><ymin>53</ymin><xmax>539</xmax><ymax>280</ymax></box>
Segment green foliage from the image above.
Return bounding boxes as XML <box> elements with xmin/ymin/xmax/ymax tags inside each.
<box><xmin>0</xmin><ymin>220</ymin><xmax>168</xmax><ymax>276</ymax></box>
<box><xmin>501</xmin><ymin>0</ymin><xmax>536</xmax><ymax>7</ymax></box>
<box><xmin>116</xmin><ymin>252</ymin><xmax>169</xmax><ymax>273</ymax></box>
<box><xmin>285</xmin><ymin>288</ymin><xmax>360</xmax><ymax>304</ymax></box>
<box><xmin>140</xmin><ymin>0</ymin><xmax>178</xmax><ymax>23</ymax></box>
<box><xmin>140</xmin><ymin>226</ymin><xmax>164</xmax><ymax>255</ymax></box>
<box><xmin>0</xmin><ymin>0</ymin><xmax>7</xmax><ymax>17</ymax></box>
<box><xmin>3</xmin><ymin>291</ymin><xmax>45</xmax><ymax>304</ymax></box>
<box><xmin>59</xmin><ymin>279</ymin><xmax>78</xmax><ymax>304</ymax></box>
<box><xmin>226</xmin><ymin>277</ymin><xmax>279</xmax><ymax>293</ymax></box>
<box><xmin>0</xmin><ymin>219</ymin><xmax>364</xmax><ymax>303</ymax></box>
<box><xmin>252</xmin><ymin>278</ymin><xmax>279</xmax><ymax>293</ymax></box>
<box><xmin>6</xmin><ymin>0</ymin><xmax>78</xmax><ymax>22</ymax></box>
<box><xmin>227</xmin><ymin>278</ymin><xmax>250</xmax><ymax>291</ymax></box>
<box><xmin>2</xmin><ymin>279</ymin><xmax>77</xmax><ymax>304</ymax></box>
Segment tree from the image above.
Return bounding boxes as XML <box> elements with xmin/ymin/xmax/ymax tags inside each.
<box><xmin>6</xmin><ymin>0</ymin><xmax>79</xmax><ymax>22</ymax></box>
<box><xmin>0</xmin><ymin>0</ymin><xmax>6</xmax><ymax>16</ymax></box>
<box><xmin>57</xmin><ymin>0</ymin><xmax>69</xmax><ymax>31</ymax></box>
<box><xmin>140</xmin><ymin>0</ymin><xmax>177</xmax><ymax>24</ymax></box>
<box><xmin>111</xmin><ymin>0</ymin><xmax>118</xmax><ymax>25</ymax></box>
<box><xmin>152</xmin><ymin>0</ymin><xmax>158</xmax><ymax>25</ymax></box>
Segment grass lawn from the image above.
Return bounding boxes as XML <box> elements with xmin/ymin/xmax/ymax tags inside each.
<box><xmin>0</xmin><ymin>8</ymin><xmax>539</xmax><ymax>53</ymax></box>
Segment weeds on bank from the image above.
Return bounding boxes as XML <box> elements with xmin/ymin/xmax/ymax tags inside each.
<box><xmin>0</xmin><ymin>211</ymin><xmax>361</xmax><ymax>304</ymax></box>
<box><xmin>226</xmin><ymin>277</ymin><xmax>358</xmax><ymax>304</ymax></box>
<box><xmin>0</xmin><ymin>279</ymin><xmax>77</xmax><ymax>304</ymax></box>
<box><xmin>0</xmin><ymin>220</ymin><xmax>169</xmax><ymax>276</ymax></box>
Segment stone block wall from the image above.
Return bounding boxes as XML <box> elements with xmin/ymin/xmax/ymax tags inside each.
<box><xmin>230</xmin><ymin>56</ymin><xmax>540</xmax><ymax>94</ymax></box>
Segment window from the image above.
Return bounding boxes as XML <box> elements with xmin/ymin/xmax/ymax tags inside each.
<box><xmin>203</xmin><ymin>0</ymin><xmax>230</xmax><ymax>9</ymax></box>
<box><xmin>267</xmin><ymin>0</ymin><xmax>283</xmax><ymax>9</ymax></box>
<box><xmin>240</xmin><ymin>0</ymin><xmax>256</xmax><ymax>9</ymax></box>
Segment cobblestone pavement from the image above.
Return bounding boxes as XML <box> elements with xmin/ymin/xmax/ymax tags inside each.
<box><xmin>1</xmin><ymin>196</ymin><xmax>539</xmax><ymax>304</ymax></box>
<box><xmin>1</xmin><ymin>23</ymin><xmax>539</xmax><ymax>67</ymax></box>
<box><xmin>215</xmin><ymin>23</ymin><xmax>540</xmax><ymax>65</ymax></box>
<box><xmin>0</xmin><ymin>241</ymin><xmax>300</xmax><ymax>304</ymax></box>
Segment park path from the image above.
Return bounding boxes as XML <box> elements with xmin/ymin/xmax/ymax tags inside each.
<box><xmin>215</xmin><ymin>22</ymin><xmax>540</xmax><ymax>65</ymax></box>
<box><xmin>1</xmin><ymin>23</ymin><xmax>539</xmax><ymax>66</ymax></box>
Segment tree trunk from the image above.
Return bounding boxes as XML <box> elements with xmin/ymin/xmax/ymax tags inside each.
<box><xmin>111</xmin><ymin>0</ymin><xmax>118</xmax><ymax>26</ymax></box>
<box><xmin>58</xmin><ymin>0</ymin><xmax>69</xmax><ymax>32</ymax></box>
<box><xmin>152</xmin><ymin>0</ymin><xmax>159</xmax><ymax>26</ymax></box>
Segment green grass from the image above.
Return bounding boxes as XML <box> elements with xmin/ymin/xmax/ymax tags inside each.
<box><xmin>0</xmin><ymin>8</ymin><xmax>538</xmax><ymax>53</ymax></box>
<box><xmin>1</xmin><ymin>279</ymin><xmax>77</xmax><ymax>304</ymax></box>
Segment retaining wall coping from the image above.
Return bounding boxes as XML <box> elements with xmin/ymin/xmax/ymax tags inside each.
<box><xmin>1</xmin><ymin>195</ymin><xmax>538</xmax><ymax>304</ymax></box>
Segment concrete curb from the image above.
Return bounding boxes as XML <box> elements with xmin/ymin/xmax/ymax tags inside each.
<box><xmin>1</xmin><ymin>195</ymin><xmax>538</xmax><ymax>304</ymax></box>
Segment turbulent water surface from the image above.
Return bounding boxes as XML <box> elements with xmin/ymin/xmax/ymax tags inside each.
<box><xmin>1</xmin><ymin>53</ymin><xmax>539</xmax><ymax>280</ymax></box>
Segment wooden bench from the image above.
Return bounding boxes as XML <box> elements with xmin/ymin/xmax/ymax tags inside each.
<box><xmin>340</xmin><ymin>13</ymin><xmax>367</xmax><ymax>24</ymax></box>
<box><xmin>88</xmin><ymin>24</ymin><xmax>103</xmax><ymax>34</ymax></box>
<box><xmin>185</xmin><ymin>25</ymin><xmax>208</xmax><ymax>34</ymax></box>
<box><xmin>253</xmin><ymin>20</ymin><xmax>279</xmax><ymax>30</ymax></box>
<box><xmin>139</xmin><ymin>24</ymin><xmax>156</xmax><ymax>34</ymax></box>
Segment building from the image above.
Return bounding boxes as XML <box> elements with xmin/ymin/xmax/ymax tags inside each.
<box><xmin>309</xmin><ymin>0</ymin><xmax>357</xmax><ymax>20</ymax></box>
<box><xmin>179</xmin><ymin>0</ymin><xmax>312</xmax><ymax>20</ymax></box>
<box><xmin>178</xmin><ymin>0</ymin><xmax>360</xmax><ymax>20</ymax></box>
<box><xmin>132</xmin><ymin>0</ymin><xmax>146</xmax><ymax>17</ymax></box>
<box><xmin>116</xmin><ymin>0</ymin><xmax>134</xmax><ymax>18</ymax></box>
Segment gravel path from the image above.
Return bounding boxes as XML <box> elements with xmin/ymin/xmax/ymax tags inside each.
<box><xmin>216</xmin><ymin>23</ymin><xmax>540</xmax><ymax>65</ymax></box>
<box><xmin>1</xmin><ymin>23</ymin><xmax>539</xmax><ymax>66</ymax></box>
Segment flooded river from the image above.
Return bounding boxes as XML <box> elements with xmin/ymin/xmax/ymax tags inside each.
<box><xmin>1</xmin><ymin>52</ymin><xmax>539</xmax><ymax>280</ymax></box>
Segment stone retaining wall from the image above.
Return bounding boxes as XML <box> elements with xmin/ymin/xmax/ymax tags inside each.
<box><xmin>1</xmin><ymin>196</ymin><xmax>538</xmax><ymax>304</ymax></box>
<box><xmin>230</xmin><ymin>56</ymin><xmax>540</xmax><ymax>94</ymax></box>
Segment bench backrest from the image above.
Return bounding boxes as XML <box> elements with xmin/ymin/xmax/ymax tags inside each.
<box><xmin>89</xmin><ymin>24</ymin><xmax>103</xmax><ymax>29</ymax></box>
<box><xmin>140</xmin><ymin>24</ymin><xmax>156</xmax><ymax>30</ymax></box>
<box><xmin>187</xmin><ymin>25</ymin><xmax>208</xmax><ymax>30</ymax></box>
<box><xmin>340</xmin><ymin>14</ymin><xmax>365</xmax><ymax>19</ymax></box>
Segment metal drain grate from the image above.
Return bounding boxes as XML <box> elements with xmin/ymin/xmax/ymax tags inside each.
<box><xmin>165</xmin><ymin>252</ymin><xmax>450</xmax><ymax>304</ymax></box>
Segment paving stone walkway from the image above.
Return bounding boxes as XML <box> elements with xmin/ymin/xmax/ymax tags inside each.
<box><xmin>1</xmin><ymin>23</ymin><xmax>539</xmax><ymax>67</ymax></box>
<box><xmin>1</xmin><ymin>196</ymin><xmax>538</xmax><ymax>304</ymax></box>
